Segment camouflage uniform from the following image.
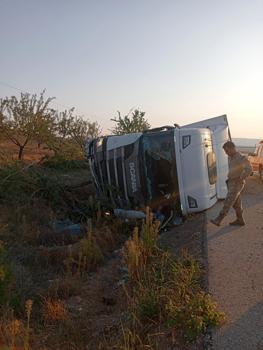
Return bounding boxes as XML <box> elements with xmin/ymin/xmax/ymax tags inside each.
<box><xmin>218</xmin><ymin>152</ymin><xmax>252</xmax><ymax>219</ymax></box>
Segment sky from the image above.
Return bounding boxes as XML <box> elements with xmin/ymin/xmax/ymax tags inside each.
<box><xmin>0</xmin><ymin>0</ymin><xmax>263</xmax><ymax>138</ymax></box>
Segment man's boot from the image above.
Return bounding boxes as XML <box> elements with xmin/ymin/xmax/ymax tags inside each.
<box><xmin>210</xmin><ymin>213</ymin><xmax>225</xmax><ymax>226</ymax></box>
<box><xmin>229</xmin><ymin>210</ymin><xmax>245</xmax><ymax>226</ymax></box>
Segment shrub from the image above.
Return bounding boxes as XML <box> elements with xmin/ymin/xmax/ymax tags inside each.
<box><xmin>42</xmin><ymin>157</ymin><xmax>88</xmax><ymax>170</ymax></box>
<box><xmin>119</xmin><ymin>209</ymin><xmax>225</xmax><ymax>346</ymax></box>
<box><xmin>0</xmin><ymin>163</ymin><xmax>64</xmax><ymax>207</ymax></box>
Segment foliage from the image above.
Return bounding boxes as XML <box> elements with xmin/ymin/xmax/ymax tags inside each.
<box><xmin>0</xmin><ymin>90</ymin><xmax>55</xmax><ymax>160</ymax></box>
<box><xmin>121</xmin><ymin>209</ymin><xmax>225</xmax><ymax>347</ymax></box>
<box><xmin>47</xmin><ymin>108</ymin><xmax>101</xmax><ymax>158</ymax></box>
<box><xmin>0</xmin><ymin>90</ymin><xmax>101</xmax><ymax>162</ymax></box>
<box><xmin>41</xmin><ymin>158</ymin><xmax>88</xmax><ymax>170</ymax></box>
<box><xmin>69</xmin><ymin>115</ymin><xmax>100</xmax><ymax>154</ymax></box>
<box><xmin>0</xmin><ymin>163</ymin><xmax>64</xmax><ymax>206</ymax></box>
<box><xmin>111</xmin><ymin>109</ymin><xmax>150</xmax><ymax>135</ymax></box>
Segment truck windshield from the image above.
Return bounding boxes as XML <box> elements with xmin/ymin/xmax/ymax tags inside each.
<box><xmin>141</xmin><ymin>130</ymin><xmax>179</xmax><ymax>207</ymax></box>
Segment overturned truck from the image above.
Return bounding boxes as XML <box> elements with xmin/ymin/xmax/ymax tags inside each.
<box><xmin>87</xmin><ymin>115</ymin><xmax>231</xmax><ymax>218</ymax></box>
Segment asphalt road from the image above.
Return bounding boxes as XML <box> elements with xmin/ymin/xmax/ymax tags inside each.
<box><xmin>206</xmin><ymin>176</ymin><xmax>263</xmax><ymax>350</ymax></box>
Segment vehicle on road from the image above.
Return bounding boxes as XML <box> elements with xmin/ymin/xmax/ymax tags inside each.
<box><xmin>248</xmin><ymin>140</ymin><xmax>263</xmax><ymax>179</ymax></box>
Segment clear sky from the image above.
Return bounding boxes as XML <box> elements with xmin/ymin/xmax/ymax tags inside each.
<box><xmin>0</xmin><ymin>0</ymin><xmax>263</xmax><ymax>138</ymax></box>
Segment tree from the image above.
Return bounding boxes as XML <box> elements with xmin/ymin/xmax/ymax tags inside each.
<box><xmin>0</xmin><ymin>91</ymin><xmax>55</xmax><ymax>160</ymax></box>
<box><xmin>49</xmin><ymin>108</ymin><xmax>101</xmax><ymax>157</ymax></box>
<box><xmin>111</xmin><ymin>109</ymin><xmax>150</xmax><ymax>135</ymax></box>
<box><xmin>69</xmin><ymin>117</ymin><xmax>101</xmax><ymax>154</ymax></box>
<box><xmin>0</xmin><ymin>99</ymin><xmax>8</xmax><ymax>142</ymax></box>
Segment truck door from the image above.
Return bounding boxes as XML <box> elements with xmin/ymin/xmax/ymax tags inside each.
<box><xmin>175</xmin><ymin>128</ymin><xmax>217</xmax><ymax>214</ymax></box>
<box><xmin>182</xmin><ymin>115</ymin><xmax>230</xmax><ymax>199</ymax></box>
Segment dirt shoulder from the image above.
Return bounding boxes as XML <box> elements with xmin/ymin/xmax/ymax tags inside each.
<box><xmin>159</xmin><ymin>213</ymin><xmax>207</xmax><ymax>276</ymax></box>
<box><xmin>206</xmin><ymin>176</ymin><xmax>263</xmax><ymax>350</ymax></box>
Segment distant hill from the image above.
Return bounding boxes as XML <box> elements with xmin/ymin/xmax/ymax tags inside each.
<box><xmin>233</xmin><ymin>138</ymin><xmax>261</xmax><ymax>147</ymax></box>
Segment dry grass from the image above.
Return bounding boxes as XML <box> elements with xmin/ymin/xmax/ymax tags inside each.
<box><xmin>125</xmin><ymin>208</ymin><xmax>160</xmax><ymax>282</ymax></box>
<box><xmin>0</xmin><ymin>316</ymin><xmax>24</xmax><ymax>349</ymax></box>
<box><xmin>0</xmin><ymin>300</ymin><xmax>32</xmax><ymax>350</ymax></box>
<box><xmin>42</xmin><ymin>298</ymin><xmax>68</xmax><ymax>324</ymax></box>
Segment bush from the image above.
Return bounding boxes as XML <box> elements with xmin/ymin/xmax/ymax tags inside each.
<box><xmin>120</xmin><ymin>209</ymin><xmax>225</xmax><ymax>347</ymax></box>
<box><xmin>42</xmin><ymin>157</ymin><xmax>88</xmax><ymax>170</ymax></box>
<box><xmin>0</xmin><ymin>163</ymin><xmax>64</xmax><ymax>206</ymax></box>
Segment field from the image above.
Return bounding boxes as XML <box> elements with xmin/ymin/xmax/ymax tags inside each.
<box><xmin>0</xmin><ymin>141</ymin><xmax>224</xmax><ymax>349</ymax></box>
<box><xmin>236</xmin><ymin>146</ymin><xmax>255</xmax><ymax>155</ymax></box>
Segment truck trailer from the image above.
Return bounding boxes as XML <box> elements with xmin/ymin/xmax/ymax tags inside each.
<box><xmin>87</xmin><ymin>115</ymin><xmax>230</xmax><ymax>216</ymax></box>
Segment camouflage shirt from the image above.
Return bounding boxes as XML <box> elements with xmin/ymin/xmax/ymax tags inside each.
<box><xmin>228</xmin><ymin>152</ymin><xmax>252</xmax><ymax>181</ymax></box>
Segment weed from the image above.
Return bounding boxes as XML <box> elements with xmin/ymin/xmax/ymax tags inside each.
<box><xmin>0</xmin><ymin>308</ymin><xmax>24</xmax><ymax>349</ymax></box>
<box><xmin>141</xmin><ymin>207</ymin><xmax>160</xmax><ymax>253</ymax></box>
<box><xmin>119</xmin><ymin>324</ymin><xmax>154</xmax><ymax>350</ymax></box>
<box><xmin>42</xmin><ymin>298</ymin><xmax>68</xmax><ymax>324</ymax></box>
<box><xmin>77</xmin><ymin>221</ymin><xmax>103</xmax><ymax>272</ymax></box>
<box><xmin>24</xmin><ymin>299</ymin><xmax>33</xmax><ymax>350</ymax></box>
<box><xmin>124</xmin><ymin>209</ymin><xmax>160</xmax><ymax>284</ymax></box>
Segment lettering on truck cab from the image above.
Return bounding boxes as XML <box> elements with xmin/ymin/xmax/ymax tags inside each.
<box><xmin>129</xmin><ymin>162</ymin><xmax>137</xmax><ymax>192</ymax></box>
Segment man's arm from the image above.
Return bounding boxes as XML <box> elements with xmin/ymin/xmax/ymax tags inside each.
<box><xmin>240</xmin><ymin>157</ymin><xmax>253</xmax><ymax>180</ymax></box>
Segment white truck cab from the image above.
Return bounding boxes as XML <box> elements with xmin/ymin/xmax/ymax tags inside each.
<box><xmin>87</xmin><ymin>115</ymin><xmax>230</xmax><ymax>216</ymax></box>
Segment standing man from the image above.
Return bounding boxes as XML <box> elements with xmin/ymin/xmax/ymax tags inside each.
<box><xmin>211</xmin><ymin>141</ymin><xmax>252</xmax><ymax>226</ymax></box>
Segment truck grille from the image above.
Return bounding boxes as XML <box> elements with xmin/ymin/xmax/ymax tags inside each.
<box><xmin>89</xmin><ymin>139</ymin><xmax>130</xmax><ymax>207</ymax></box>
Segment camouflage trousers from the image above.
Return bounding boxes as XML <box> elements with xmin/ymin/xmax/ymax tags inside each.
<box><xmin>220</xmin><ymin>179</ymin><xmax>245</xmax><ymax>217</ymax></box>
